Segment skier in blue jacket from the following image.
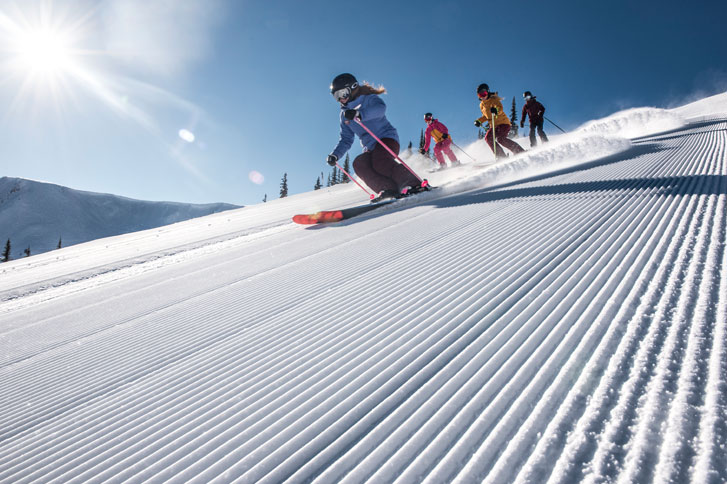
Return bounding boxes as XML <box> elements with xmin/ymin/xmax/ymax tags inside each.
<box><xmin>327</xmin><ymin>73</ymin><xmax>421</xmax><ymax>200</ymax></box>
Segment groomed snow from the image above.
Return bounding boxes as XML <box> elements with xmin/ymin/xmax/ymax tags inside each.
<box><xmin>1</xmin><ymin>94</ymin><xmax>725</xmax><ymax>483</ymax></box>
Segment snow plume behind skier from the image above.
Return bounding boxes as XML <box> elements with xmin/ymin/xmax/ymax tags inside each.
<box><xmin>473</xmin><ymin>83</ymin><xmax>525</xmax><ymax>159</ymax></box>
<box><xmin>327</xmin><ymin>73</ymin><xmax>423</xmax><ymax>202</ymax></box>
<box><xmin>420</xmin><ymin>113</ymin><xmax>461</xmax><ymax>170</ymax></box>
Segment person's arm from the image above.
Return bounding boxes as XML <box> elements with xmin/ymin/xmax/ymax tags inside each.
<box><xmin>475</xmin><ymin>103</ymin><xmax>488</xmax><ymax>126</ymax></box>
<box><xmin>494</xmin><ymin>100</ymin><xmax>504</xmax><ymax>117</ymax></box>
<box><xmin>423</xmin><ymin>124</ymin><xmax>432</xmax><ymax>151</ymax></box>
<box><xmin>358</xmin><ymin>95</ymin><xmax>386</xmax><ymax>122</ymax></box>
<box><xmin>331</xmin><ymin>116</ymin><xmax>355</xmax><ymax>159</ymax></box>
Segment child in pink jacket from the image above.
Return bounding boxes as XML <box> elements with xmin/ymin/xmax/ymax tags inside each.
<box><xmin>419</xmin><ymin>113</ymin><xmax>461</xmax><ymax>170</ymax></box>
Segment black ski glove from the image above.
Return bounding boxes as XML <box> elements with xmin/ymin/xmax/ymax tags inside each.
<box><xmin>474</xmin><ymin>119</ymin><xmax>482</xmax><ymax>128</ymax></box>
<box><xmin>418</xmin><ymin>148</ymin><xmax>426</xmax><ymax>155</ymax></box>
<box><xmin>344</xmin><ymin>109</ymin><xmax>359</xmax><ymax>121</ymax></box>
<box><xmin>442</xmin><ymin>133</ymin><xmax>449</xmax><ymax>139</ymax></box>
<box><xmin>326</xmin><ymin>154</ymin><xmax>338</xmax><ymax>166</ymax></box>
<box><xmin>490</xmin><ymin>107</ymin><xmax>498</xmax><ymax>115</ymax></box>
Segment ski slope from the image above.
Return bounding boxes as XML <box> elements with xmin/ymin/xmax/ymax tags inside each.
<box><xmin>1</xmin><ymin>93</ymin><xmax>726</xmax><ymax>483</ymax></box>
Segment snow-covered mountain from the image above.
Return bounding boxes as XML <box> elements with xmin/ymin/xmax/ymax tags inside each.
<box><xmin>0</xmin><ymin>177</ymin><xmax>240</xmax><ymax>259</ymax></box>
<box><xmin>0</xmin><ymin>92</ymin><xmax>726</xmax><ymax>483</ymax></box>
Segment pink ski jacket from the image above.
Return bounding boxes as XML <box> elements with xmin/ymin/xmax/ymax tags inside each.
<box><xmin>424</xmin><ymin>119</ymin><xmax>450</xmax><ymax>151</ymax></box>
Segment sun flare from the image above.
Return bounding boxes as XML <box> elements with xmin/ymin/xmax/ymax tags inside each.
<box><xmin>1</xmin><ymin>5</ymin><xmax>96</xmax><ymax>117</ymax></box>
<box><xmin>0</xmin><ymin>2</ymin><xmax>210</xmax><ymax>156</ymax></box>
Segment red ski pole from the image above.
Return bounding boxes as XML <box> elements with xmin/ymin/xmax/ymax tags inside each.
<box><xmin>354</xmin><ymin>118</ymin><xmax>429</xmax><ymax>187</ymax></box>
<box><xmin>336</xmin><ymin>162</ymin><xmax>376</xmax><ymax>200</ymax></box>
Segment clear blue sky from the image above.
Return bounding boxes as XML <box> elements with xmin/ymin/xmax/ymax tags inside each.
<box><xmin>1</xmin><ymin>0</ymin><xmax>725</xmax><ymax>206</ymax></box>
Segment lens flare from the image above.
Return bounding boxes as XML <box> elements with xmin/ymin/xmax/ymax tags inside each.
<box><xmin>248</xmin><ymin>171</ymin><xmax>264</xmax><ymax>185</ymax></box>
<box><xmin>178</xmin><ymin>128</ymin><xmax>195</xmax><ymax>143</ymax></box>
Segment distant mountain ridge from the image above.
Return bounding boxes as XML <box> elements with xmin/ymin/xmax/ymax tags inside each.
<box><xmin>0</xmin><ymin>177</ymin><xmax>240</xmax><ymax>259</ymax></box>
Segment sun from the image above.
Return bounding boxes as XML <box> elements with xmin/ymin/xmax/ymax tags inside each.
<box><xmin>1</xmin><ymin>4</ymin><xmax>94</xmax><ymax>117</ymax></box>
<box><xmin>15</xmin><ymin>27</ymin><xmax>74</xmax><ymax>74</ymax></box>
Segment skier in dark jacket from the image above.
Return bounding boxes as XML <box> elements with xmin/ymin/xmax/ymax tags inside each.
<box><xmin>520</xmin><ymin>91</ymin><xmax>549</xmax><ymax>147</ymax></box>
<box><xmin>328</xmin><ymin>73</ymin><xmax>423</xmax><ymax>201</ymax></box>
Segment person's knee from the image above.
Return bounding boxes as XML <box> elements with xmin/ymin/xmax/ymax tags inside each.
<box><xmin>353</xmin><ymin>154</ymin><xmax>368</xmax><ymax>171</ymax></box>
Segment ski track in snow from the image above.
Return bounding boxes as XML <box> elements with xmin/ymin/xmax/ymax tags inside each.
<box><xmin>0</xmin><ymin>104</ymin><xmax>726</xmax><ymax>483</ymax></box>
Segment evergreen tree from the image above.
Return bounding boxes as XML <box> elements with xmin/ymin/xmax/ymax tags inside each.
<box><xmin>509</xmin><ymin>97</ymin><xmax>519</xmax><ymax>138</ymax></box>
<box><xmin>57</xmin><ymin>237</ymin><xmax>62</xmax><ymax>249</ymax></box>
<box><xmin>342</xmin><ymin>154</ymin><xmax>351</xmax><ymax>183</ymax></box>
<box><xmin>24</xmin><ymin>247</ymin><xmax>30</xmax><ymax>257</ymax></box>
<box><xmin>263</xmin><ymin>194</ymin><xmax>268</xmax><ymax>203</ymax></box>
<box><xmin>327</xmin><ymin>165</ymin><xmax>343</xmax><ymax>186</ymax></box>
<box><xmin>407</xmin><ymin>141</ymin><xmax>413</xmax><ymax>153</ymax></box>
<box><xmin>314</xmin><ymin>176</ymin><xmax>322</xmax><ymax>190</ymax></box>
<box><xmin>332</xmin><ymin>166</ymin><xmax>340</xmax><ymax>185</ymax></box>
<box><xmin>279</xmin><ymin>173</ymin><xmax>288</xmax><ymax>198</ymax></box>
<box><xmin>2</xmin><ymin>239</ymin><xmax>10</xmax><ymax>262</ymax></box>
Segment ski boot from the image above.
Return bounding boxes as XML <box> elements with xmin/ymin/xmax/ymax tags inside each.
<box><xmin>370</xmin><ymin>189</ymin><xmax>400</xmax><ymax>204</ymax></box>
<box><xmin>399</xmin><ymin>180</ymin><xmax>431</xmax><ymax>197</ymax></box>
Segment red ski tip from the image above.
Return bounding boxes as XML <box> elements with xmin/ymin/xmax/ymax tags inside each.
<box><xmin>292</xmin><ymin>210</ymin><xmax>345</xmax><ymax>225</ymax></box>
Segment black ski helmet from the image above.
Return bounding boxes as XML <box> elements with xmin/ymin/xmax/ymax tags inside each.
<box><xmin>477</xmin><ymin>83</ymin><xmax>490</xmax><ymax>95</ymax></box>
<box><xmin>424</xmin><ymin>112</ymin><xmax>433</xmax><ymax>122</ymax></box>
<box><xmin>330</xmin><ymin>73</ymin><xmax>358</xmax><ymax>93</ymax></box>
<box><xmin>523</xmin><ymin>90</ymin><xmax>532</xmax><ymax>98</ymax></box>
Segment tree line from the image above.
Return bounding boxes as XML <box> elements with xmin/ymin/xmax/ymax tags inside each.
<box><xmin>1</xmin><ymin>237</ymin><xmax>62</xmax><ymax>262</ymax></box>
<box><xmin>272</xmin><ymin>154</ymin><xmax>353</xmax><ymax>201</ymax></box>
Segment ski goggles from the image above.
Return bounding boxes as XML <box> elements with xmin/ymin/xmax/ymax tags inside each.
<box><xmin>477</xmin><ymin>89</ymin><xmax>489</xmax><ymax>99</ymax></box>
<box><xmin>424</xmin><ymin>114</ymin><xmax>433</xmax><ymax>122</ymax></box>
<box><xmin>332</xmin><ymin>87</ymin><xmax>351</xmax><ymax>102</ymax></box>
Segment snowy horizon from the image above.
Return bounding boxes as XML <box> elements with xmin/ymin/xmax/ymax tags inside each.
<box><xmin>0</xmin><ymin>176</ymin><xmax>240</xmax><ymax>259</ymax></box>
<box><xmin>1</xmin><ymin>92</ymin><xmax>726</xmax><ymax>483</ymax></box>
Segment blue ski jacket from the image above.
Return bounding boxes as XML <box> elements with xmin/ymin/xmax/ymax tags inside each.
<box><xmin>331</xmin><ymin>94</ymin><xmax>399</xmax><ymax>160</ymax></box>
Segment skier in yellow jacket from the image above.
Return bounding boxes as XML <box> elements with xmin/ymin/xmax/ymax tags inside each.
<box><xmin>473</xmin><ymin>83</ymin><xmax>524</xmax><ymax>159</ymax></box>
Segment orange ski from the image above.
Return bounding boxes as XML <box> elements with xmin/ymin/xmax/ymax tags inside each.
<box><xmin>292</xmin><ymin>200</ymin><xmax>394</xmax><ymax>225</ymax></box>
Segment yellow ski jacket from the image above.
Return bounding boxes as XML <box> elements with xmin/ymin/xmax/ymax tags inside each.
<box><xmin>476</xmin><ymin>93</ymin><xmax>510</xmax><ymax>127</ymax></box>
